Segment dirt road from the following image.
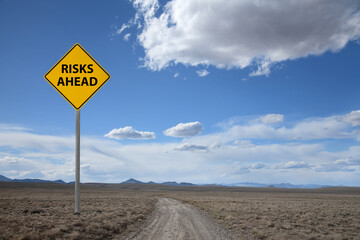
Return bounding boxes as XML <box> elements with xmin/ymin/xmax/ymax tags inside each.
<box><xmin>129</xmin><ymin>198</ymin><xmax>232</xmax><ymax>240</ymax></box>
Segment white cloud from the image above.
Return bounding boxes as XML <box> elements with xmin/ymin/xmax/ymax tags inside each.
<box><xmin>289</xmin><ymin>117</ymin><xmax>351</xmax><ymax>140</ymax></box>
<box><xmin>0</xmin><ymin>131</ymin><xmax>73</xmax><ymax>152</ymax></box>
<box><xmin>343</xmin><ymin>110</ymin><xmax>360</xmax><ymax>126</ymax></box>
<box><xmin>249</xmin><ymin>60</ymin><xmax>271</xmax><ymax>77</ymax></box>
<box><xmin>0</xmin><ymin>123</ymin><xmax>31</xmax><ymax>132</ymax></box>
<box><xmin>233</xmin><ymin>140</ymin><xmax>254</xmax><ymax>148</ymax></box>
<box><xmin>1</xmin><ymin>111</ymin><xmax>360</xmax><ymax>185</ymax></box>
<box><xmin>174</xmin><ymin>72</ymin><xmax>179</xmax><ymax>78</ymax></box>
<box><xmin>0</xmin><ymin>123</ymin><xmax>359</xmax><ymax>185</ymax></box>
<box><xmin>116</xmin><ymin>23</ymin><xmax>130</xmax><ymax>35</ymax></box>
<box><xmin>257</xmin><ymin>114</ymin><xmax>284</xmax><ymax>124</ymax></box>
<box><xmin>105</xmin><ymin>126</ymin><xmax>155</xmax><ymax>140</ymax></box>
<box><xmin>249</xmin><ymin>162</ymin><xmax>266</xmax><ymax>169</ymax></box>
<box><xmin>175</xmin><ymin>143</ymin><xmax>207</xmax><ymax>151</ymax></box>
<box><xmin>316</xmin><ymin>164</ymin><xmax>357</xmax><ymax>173</ymax></box>
<box><xmin>335</xmin><ymin>157</ymin><xmax>360</xmax><ymax>166</ymax></box>
<box><xmin>187</xmin><ymin>113</ymin><xmax>357</xmax><ymax>146</ymax></box>
<box><xmin>196</xmin><ymin>69</ymin><xmax>209</xmax><ymax>77</ymax></box>
<box><xmin>0</xmin><ymin>155</ymin><xmax>73</xmax><ymax>180</ymax></box>
<box><xmin>131</xmin><ymin>0</ymin><xmax>360</xmax><ymax>75</ymax></box>
<box><xmin>163</xmin><ymin>121</ymin><xmax>202</xmax><ymax>137</ymax></box>
<box><xmin>278</xmin><ymin>161</ymin><xmax>311</xmax><ymax>169</ymax></box>
<box><xmin>124</xmin><ymin>33</ymin><xmax>131</xmax><ymax>41</ymax></box>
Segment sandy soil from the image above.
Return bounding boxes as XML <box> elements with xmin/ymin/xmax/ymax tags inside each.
<box><xmin>129</xmin><ymin>198</ymin><xmax>232</xmax><ymax>240</ymax></box>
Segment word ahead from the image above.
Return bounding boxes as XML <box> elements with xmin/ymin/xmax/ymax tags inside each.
<box><xmin>57</xmin><ymin>76</ymin><xmax>97</xmax><ymax>87</ymax></box>
<box><xmin>44</xmin><ymin>43</ymin><xmax>110</xmax><ymax>110</ymax></box>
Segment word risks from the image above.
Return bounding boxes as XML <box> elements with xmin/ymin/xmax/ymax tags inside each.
<box><xmin>57</xmin><ymin>64</ymin><xmax>97</xmax><ymax>86</ymax></box>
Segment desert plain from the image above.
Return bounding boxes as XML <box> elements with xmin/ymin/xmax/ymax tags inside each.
<box><xmin>0</xmin><ymin>182</ymin><xmax>359</xmax><ymax>240</ymax></box>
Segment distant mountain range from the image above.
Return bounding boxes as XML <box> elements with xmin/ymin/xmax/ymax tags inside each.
<box><xmin>121</xmin><ymin>178</ymin><xmax>195</xmax><ymax>186</ymax></box>
<box><xmin>0</xmin><ymin>174</ymin><xmax>66</xmax><ymax>184</ymax></box>
<box><xmin>0</xmin><ymin>174</ymin><xmax>335</xmax><ymax>189</ymax></box>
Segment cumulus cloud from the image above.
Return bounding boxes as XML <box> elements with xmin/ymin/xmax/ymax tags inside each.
<box><xmin>130</xmin><ymin>0</ymin><xmax>360</xmax><ymax>75</ymax></box>
<box><xmin>175</xmin><ymin>143</ymin><xmax>207</xmax><ymax>151</ymax></box>
<box><xmin>343</xmin><ymin>110</ymin><xmax>360</xmax><ymax>126</ymax></box>
<box><xmin>0</xmin><ymin>123</ymin><xmax>360</xmax><ymax>185</ymax></box>
<box><xmin>249</xmin><ymin>162</ymin><xmax>266</xmax><ymax>169</ymax></box>
<box><xmin>105</xmin><ymin>126</ymin><xmax>155</xmax><ymax>140</ymax></box>
<box><xmin>163</xmin><ymin>121</ymin><xmax>202</xmax><ymax>137</ymax></box>
<box><xmin>196</xmin><ymin>69</ymin><xmax>209</xmax><ymax>77</ymax></box>
<box><xmin>278</xmin><ymin>161</ymin><xmax>311</xmax><ymax>169</ymax></box>
<box><xmin>257</xmin><ymin>114</ymin><xmax>284</xmax><ymax>124</ymax></box>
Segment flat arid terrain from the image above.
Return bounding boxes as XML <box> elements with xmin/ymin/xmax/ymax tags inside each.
<box><xmin>0</xmin><ymin>182</ymin><xmax>359</xmax><ymax>240</ymax></box>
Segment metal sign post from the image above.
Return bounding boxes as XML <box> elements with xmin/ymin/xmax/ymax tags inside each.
<box><xmin>75</xmin><ymin>110</ymin><xmax>80</xmax><ymax>214</ymax></box>
<box><xmin>44</xmin><ymin>43</ymin><xmax>110</xmax><ymax>215</ymax></box>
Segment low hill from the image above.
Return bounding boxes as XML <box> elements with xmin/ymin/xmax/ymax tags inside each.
<box><xmin>0</xmin><ymin>175</ymin><xmax>66</xmax><ymax>184</ymax></box>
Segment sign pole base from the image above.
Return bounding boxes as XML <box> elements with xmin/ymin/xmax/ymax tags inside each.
<box><xmin>75</xmin><ymin>109</ymin><xmax>80</xmax><ymax>214</ymax></box>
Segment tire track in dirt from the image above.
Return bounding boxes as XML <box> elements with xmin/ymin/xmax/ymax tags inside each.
<box><xmin>129</xmin><ymin>198</ymin><xmax>232</xmax><ymax>240</ymax></box>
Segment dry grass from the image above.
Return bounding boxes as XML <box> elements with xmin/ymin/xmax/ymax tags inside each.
<box><xmin>169</xmin><ymin>188</ymin><xmax>360</xmax><ymax>240</ymax></box>
<box><xmin>1</xmin><ymin>182</ymin><xmax>359</xmax><ymax>240</ymax></box>
<box><xmin>0</xmin><ymin>182</ymin><xmax>155</xmax><ymax>240</ymax></box>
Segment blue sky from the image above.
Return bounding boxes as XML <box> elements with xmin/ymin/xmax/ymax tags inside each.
<box><xmin>1</xmin><ymin>0</ymin><xmax>360</xmax><ymax>185</ymax></box>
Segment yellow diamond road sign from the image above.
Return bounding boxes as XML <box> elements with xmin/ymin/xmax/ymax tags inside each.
<box><xmin>45</xmin><ymin>43</ymin><xmax>110</xmax><ymax>110</ymax></box>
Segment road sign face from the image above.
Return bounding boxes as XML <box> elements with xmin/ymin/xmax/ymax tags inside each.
<box><xmin>44</xmin><ymin>43</ymin><xmax>110</xmax><ymax>110</ymax></box>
